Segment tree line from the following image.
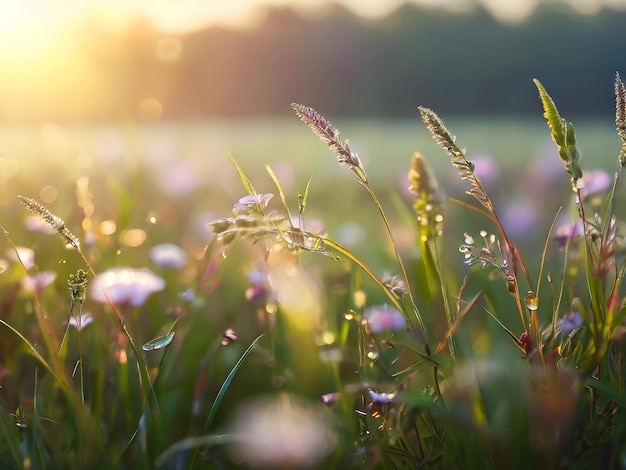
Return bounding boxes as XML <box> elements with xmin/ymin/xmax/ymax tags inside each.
<box><xmin>7</xmin><ymin>3</ymin><xmax>626</xmax><ymax>120</ymax></box>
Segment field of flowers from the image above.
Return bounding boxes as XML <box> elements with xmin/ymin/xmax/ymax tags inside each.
<box><xmin>1</xmin><ymin>76</ymin><xmax>626</xmax><ymax>468</ymax></box>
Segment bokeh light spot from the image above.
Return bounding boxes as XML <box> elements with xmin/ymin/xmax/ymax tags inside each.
<box><xmin>39</xmin><ymin>185</ymin><xmax>58</xmax><ymax>203</ymax></box>
<box><xmin>99</xmin><ymin>220</ymin><xmax>117</xmax><ymax>235</ymax></box>
<box><xmin>121</xmin><ymin>229</ymin><xmax>147</xmax><ymax>247</ymax></box>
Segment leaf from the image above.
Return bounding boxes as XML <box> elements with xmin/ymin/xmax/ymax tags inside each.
<box><xmin>228</xmin><ymin>153</ymin><xmax>256</xmax><ymax>196</ymax></box>
<box><xmin>142</xmin><ymin>331</ymin><xmax>175</xmax><ymax>351</ymax></box>
<box><xmin>265</xmin><ymin>164</ymin><xmax>293</xmax><ymax>223</ymax></box>
<box><xmin>534</xmin><ymin>78</ymin><xmax>566</xmax><ymax>150</ymax></box>
<box><xmin>534</xmin><ymin>79</ymin><xmax>583</xmax><ymax>180</ymax></box>
<box><xmin>298</xmin><ymin>175</ymin><xmax>313</xmax><ymax>215</ymax></box>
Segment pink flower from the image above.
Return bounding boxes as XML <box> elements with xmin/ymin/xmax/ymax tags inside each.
<box><xmin>90</xmin><ymin>267</ymin><xmax>165</xmax><ymax>307</ymax></box>
<box><xmin>553</xmin><ymin>220</ymin><xmax>583</xmax><ymax>246</ymax></box>
<box><xmin>580</xmin><ymin>169</ymin><xmax>612</xmax><ymax>200</ymax></box>
<box><xmin>365</xmin><ymin>305</ymin><xmax>406</xmax><ymax>333</ymax></box>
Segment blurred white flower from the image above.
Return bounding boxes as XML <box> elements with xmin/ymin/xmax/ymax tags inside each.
<box><xmin>149</xmin><ymin>243</ymin><xmax>188</xmax><ymax>269</ymax></box>
<box><xmin>25</xmin><ymin>215</ymin><xmax>57</xmax><ymax>234</ymax></box>
<box><xmin>90</xmin><ymin>267</ymin><xmax>165</xmax><ymax>307</ymax></box>
<box><xmin>365</xmin><ymin>305</ymin><xmax>406</xmax><ymax>333</ymax></box>
<box><xmin>228</xmin><ymin>394</ymin><xmax>336</xmax><ymax>468</ymax></box>
<box><xmin>8</xmin><ymin>247</ymin><xmax>36</xmax><ymax>271</ymax></box>
<box><xmin>68</xmin><ymin>314</ymin><xmax>94</xmax><ymax>331</ymax></box>
<box><xmin>22</xmin><ymin>271</ymin><xmax>57</xmax><ymax>292</ymax></box>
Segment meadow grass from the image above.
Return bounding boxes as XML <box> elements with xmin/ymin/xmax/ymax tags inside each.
<box><xmin>0</xmin><ymin>78</ymin><xmax>626</xmax><ymax>468</ymax></box>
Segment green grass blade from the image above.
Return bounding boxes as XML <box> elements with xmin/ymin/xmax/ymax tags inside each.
<box><xmin>201</xmin><ymin>333</ymin><xmax>263</xmax><ymax>433</ymax></box>
<box><xmin>228</xmin><ymin>153</ymin><xmax>256</xmax><ymax>196</ymax></box>
<box><xmin>0</xmin><ymin>406</ymin><xmax>23</xmax><ymax>469</ymax></box>
<box><xmin>189</xmin><ymin>333</ymin><xmax>264</xmax><ymax>468</ymax></box>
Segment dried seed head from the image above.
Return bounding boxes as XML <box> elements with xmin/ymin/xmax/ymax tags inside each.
<box><xmin>18</xmin><ymin>195</ymin><xmax>80</xmax><ymax>249</ymax></box>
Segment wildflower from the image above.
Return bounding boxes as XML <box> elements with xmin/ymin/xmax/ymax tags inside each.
<box><xmin>178</xmin><ymin>288</ymin><xmax>195</xmax><ymax>302</ymax></box>
<box><xmin>18</xmin><ymin>196</ymin><xmax>80</xmax><ymax>249</ymax></box>
<box><xmin>320</xmin><ymin>392</ymin><xmax>340</xmax><ymax>408</ymax></box>
<box><xmin>149</xmin><ymin>243</ymin><xmax>188</xmax><ymax>269</ymax></box>
<box><xmin>367</xmin><ymin>390</ymin><xmax>395</xmax><ymax>419</ymax></box>
<box><xmin>232</xmin><ymin>193</ymin><xmax>273</xmax><ymax>216</ymax></box>
<box><xmin>499</xmin><ymin>198</ymin><xmax>540</xmax><ymax>237</ymax></box>
<box><xmin>21</xmin><ymin>271</ymin><xmax>57</xmax><ymax>292</ymax></box>
<box><xmin>471</xmin><ymin>155</ymin><xmax>501</xmax><ymax>188</ymax></box>
<box><xmin>553</xmin><ymin>220</ymin><xmax>583</xmax><ymax>246</ymax></box>
<box><xmin>245</xmin><ymin>266</ymin><xmax>274</xmax><ymax>302</ymax></box>
<box><xmin>221</xmin><ymin>328</ymin><xmax>237</xmax><ymax>346</ymax></box>
<box><xmin>8</xmin><ymin>247</ymin><xmax>36</xmax><ymax>271</ymax></box>
<box><xmin>365</xmin><ymin>305</ymin><xmax>406</xmax><ymax>333</ymax></box>
<box><xmin>68</xmin><ymin>314</ymin><xmax>94</xmax><ymax>331</ymax></box>
<box><xmin>579</xmin><ymin>169</ymin><xmax>612</xmax><ymax>200</ymax></box>
<box><xmin>90</xmin><ymin>267</ymin><xmax>165</xmax><ymax>307</ymax></box>
<box><xmin>380</xmin><ymin>272</ymin><xmax>409</xmax><ymax>296</ymax></box>
<box><xmin>559</xmin><ymin>311</ymin><xmax>583</xmax><ymax>335</ymax></box>
<box><xmin>227</xmin><ymin>394</ymin><xmax>337</xmax><ymax>468</ymax></box>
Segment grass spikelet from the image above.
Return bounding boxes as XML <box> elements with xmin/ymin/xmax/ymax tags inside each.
<box><xmin>18</xmin><ymin>195</ymin><xmax>80</xmax><ymax>249</ymax></box>
<box><xmin>408</xmin><ymin>152</ymin><xmax>444</xmax><ymax>239</ymax></box>
<box><xmin>533</xmin><ymin>79</ymin><xmax>582</xmax><ymax>180</ymax></box>
<box><xmin>418</xmin><ymin>106</ymin><xmax>494</xmax><ymax>216</ymax></box>
<box><xmin>291</xmin><ymin>103</ymin><xmax>368</xmax><ymax>183</ymax></box>
<box><xmin>616</xmin><ymin>72</ymin><xmax>626</xmax><ymax>142</ymax></box>
<box><xmin>614</xmin><ymin>72</ymin><xmax>626</xmax><ymax>166</ymax></box>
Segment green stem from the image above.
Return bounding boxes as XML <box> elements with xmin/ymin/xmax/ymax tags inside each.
<box><xmin>359</xmin><ymin>183</ymin><xmax>428</xmax><ymax>342</ymax></box>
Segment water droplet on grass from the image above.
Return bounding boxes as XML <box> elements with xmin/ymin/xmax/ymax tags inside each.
<box><xmin>525</xmin><ymin>291</ymin><xmax>539</xmax><ymax>311</ymax></box>
<box><xmin>142</xmin><ymin>331</ymin><xmax>175</xmax><ymax>351</ymax></box>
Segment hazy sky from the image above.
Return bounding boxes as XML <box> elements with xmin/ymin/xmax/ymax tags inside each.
<box><xmin>1</xmin><ymin>0</ymin><xmax>625</xmax><ymax>36</ymax></box>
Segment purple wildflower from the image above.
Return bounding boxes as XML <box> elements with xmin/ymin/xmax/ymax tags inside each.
<box><xmin>365</xmin><ymin>305</ymin><xmax>406</xmax><ymax>333</ymax></box>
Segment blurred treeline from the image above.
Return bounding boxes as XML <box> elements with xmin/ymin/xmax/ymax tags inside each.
<box><xmin>5</xmin><ymin>2</ymin><xmax>626</xmax><ymax>121</ymax></box>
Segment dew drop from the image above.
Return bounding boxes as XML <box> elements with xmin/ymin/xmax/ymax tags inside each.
<box><xmin>420</xmin><ymin>235</ymin><xmax>428</xmax><ymax>242</ymax></box>
<box><xmin>58</xmin><ymin>259</ymin><xmax>66</xmax><ymax>264</ymax></box>
<box><xmin>525</xmin><ymin>291</ymin><xmax>539</xmax><ymax>311</ymax></box>
<box><xmin>116</xmin><ymin>250</ymin><xmax>122</xmax><ymax>256</ymax></box>
<box><xmin>367</xmin><ymin>350</ymin><xmax>379</xmax><ymax>360</ymax></box>
<box><xmin>344</xmin><ymin>310</ymin><xmax>355</xmax><ymax>321</ymax></box>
